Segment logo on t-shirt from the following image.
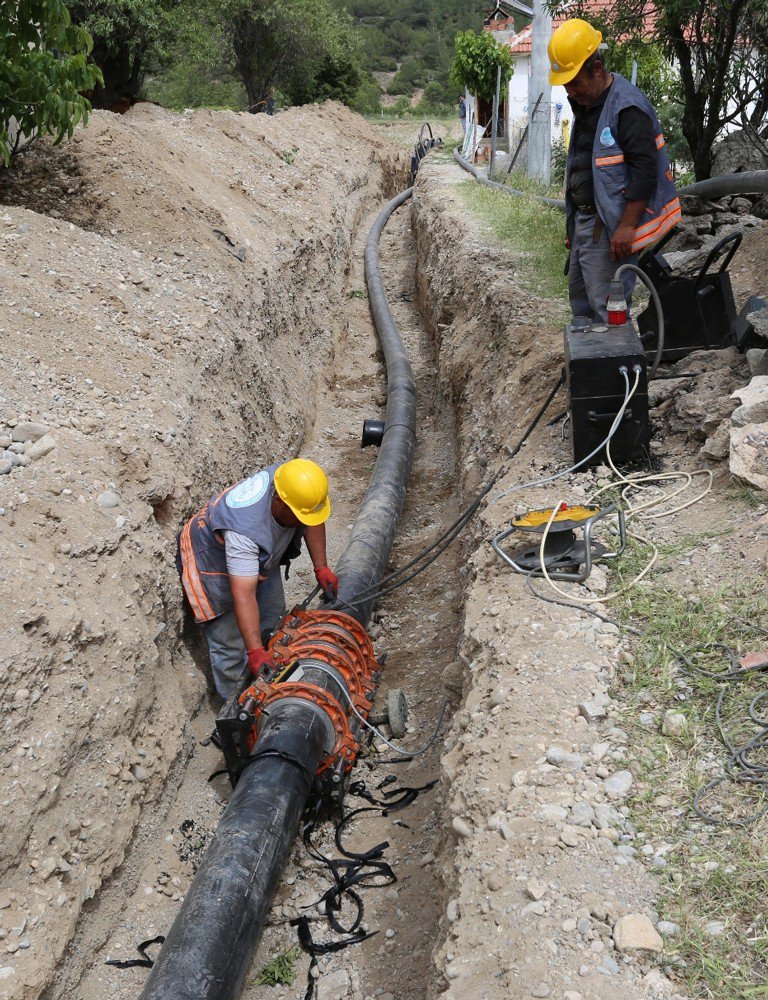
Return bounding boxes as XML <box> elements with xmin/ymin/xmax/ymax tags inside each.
<box><xmin>600</xmin><ymin>127</ymin><xmax>616</xmax><ymax>147</ymax></box>
<box><xmin>226</xmin><ymin>471</ymin><xmax>269</xmax><ymax>508</ymax></box>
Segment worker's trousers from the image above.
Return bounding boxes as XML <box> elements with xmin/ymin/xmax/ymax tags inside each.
<box><xmin>201</xmin><ymin>570</ymin><xmax>286</xmax><ymax>699</ymax></box>
<box><xmin>569</xmin><ymin>209</ymin><xmax>638</xmax><ymax>323</ymax></box>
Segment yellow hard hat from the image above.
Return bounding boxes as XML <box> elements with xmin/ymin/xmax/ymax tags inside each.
<box><xmin>548</xmin><ymin>19</ymin><xmax>603</xmax><ymax>86</ymax></box>
<box><xmin>274</xmin><ymin>459</ymin><xmax>331</xmax><ymax>526</ymax></box>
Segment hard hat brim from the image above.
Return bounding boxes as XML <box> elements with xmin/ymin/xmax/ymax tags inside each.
<box><xmin>291</xmin><ymin>495</ymin><xmax>331</xmax><ymax>526</ymax></box>
<box><xmin>549</xmin><ymin>65</ymin><xmax>581</xmax><ymax>86</ymax></box>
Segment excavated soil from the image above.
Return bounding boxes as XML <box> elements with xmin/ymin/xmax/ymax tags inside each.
<box><xmin>1</xmin><ymin>101</ymin><xmax>767</xmax><ymax>1000</ymax></box>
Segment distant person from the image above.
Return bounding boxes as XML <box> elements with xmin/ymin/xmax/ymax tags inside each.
<box><xmin>549</xmin><ymin>18</ymin><xmax>681</xmax><ymax>322</ymax></box>
<box><xmin>458</xmin><ymin>95</ymin><xmax>467</xmax><ymax>134</ymax></box>
<box><xmin>177</xmin><ymin>458</ymin><xmax>338</xmax><ymax>698</ymax></box>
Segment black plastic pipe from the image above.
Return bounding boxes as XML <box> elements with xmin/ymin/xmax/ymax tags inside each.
<box><xmin>452</xmin><ymin>145</ymin><xmax>566</xmax><ymax>210</ymax></box>
<box><xmin>679</xmin><ymin>170</ymin><xmax>768</xmax><ymax>198</ymax></box>
<box><xmin>332</xmin><ymin>188</ymin><xmax>418</xmax><ymax>627</ymax></box>
<box><xmin>140</xmin><ymin>189</ymin><xmax>418</xmax><ymax>998</ymax></box>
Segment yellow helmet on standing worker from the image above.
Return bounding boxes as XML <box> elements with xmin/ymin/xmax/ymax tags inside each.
<box><xmin>547</xmin><ymin>19</ymin><xmax>603</xmax><ymax>86</ymax></box>
<box><xmin>274</xmin><ymin>458</ymin><xmax>331</xmax><ymax>526</ymax></box>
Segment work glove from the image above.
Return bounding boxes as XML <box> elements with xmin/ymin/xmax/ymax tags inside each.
<box><xmin>246</xmin><ymin>646</ymin><xmax>273</xmax><ymax>679</ymax></box>
<box><xmin>314</xmin><ymin>564</ymin><xmax>339</xmax><ymax>600</ymax></box>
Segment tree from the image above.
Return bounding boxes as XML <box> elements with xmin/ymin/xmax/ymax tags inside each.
<box><xmin>548</xmin><ymin>0</ymin><xmax>768</xmax><ymax>180</ymax></box>
<box><xmin>0</xmin><ymin>0</ymin><xmax>101</xmax><ymax>165</ymax></box>
<box><xmin>220</xmin><ymin>0</ymin><xmax>362</xmax><ymax>111</ymax></box>
<box><xmin>450</xmin><ymin>29</ymin><xmax>513</xmax><ymax>101</ymax></box>
<box><xmin>67</xmin><ymin>0</ymin><xmax>185</xmax><ymax>109</ymax></box>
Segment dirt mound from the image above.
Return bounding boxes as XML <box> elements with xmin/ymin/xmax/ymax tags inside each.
<box><xmin>0</xmin><ymin>102</ymin><xmax>406</xmax><ymax>998</ymax></box>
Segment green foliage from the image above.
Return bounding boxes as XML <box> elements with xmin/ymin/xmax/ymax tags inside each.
<box><xmin>547</xmin><ymin>0</ymin><xmax>768</xmax><ymax>179</ymax></box>
<box><xmin>217</xmin><ymin>0</ymin><xmax>362</xmax><ymax>110</ymax></box>
<box><xmin>253</xmin><ymin>946</ymin><xmax>301</xmax><ymax>987</ymax></box>
<box><xmin>0</xmin><ymin>0</ymin><xmax>102</xmax><ymax>166</ymax></box>
<box><xmin>145</xmin><ymin>58</ymin><xmax>246</xmax><ymax>110</ymax></box>
<box><xmin>350</xmin><ymin>76</ymin><xmax>382</xmax><ymax>114</ymax></box>
<box><xmin>551</xmin><ymin>136</ymin><xmax>567</xmax><ymax>186</ymax></box>
<box><xmin>420</xmin><ymin>79</ymin><xmax>453</xmax><ymax>109</ymax></box>
<box><xmin>67</xmin><ymin>0</ymin><xmax>184</xmax><ymax>108</ymax></box>
<box><xmin>450</xmin><ymin>29</ymin><xmax>513</xmax><ymax>101</ymax></box>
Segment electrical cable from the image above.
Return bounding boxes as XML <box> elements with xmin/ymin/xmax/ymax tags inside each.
<box><xmin>338</xmin><ymin>684</ymin><xmax>449</xmax><ymax>757</ymax></box>
<box><xmin>494</xmin><ymin>366</ymin><xmax>640</xmax><ymax>503</ymax></box>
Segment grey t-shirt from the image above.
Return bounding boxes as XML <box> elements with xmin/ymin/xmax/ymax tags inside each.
<box><xmin>224</xmin><ymin>519</ymin><xmax>294</xmax><ymax>578</ymax></box>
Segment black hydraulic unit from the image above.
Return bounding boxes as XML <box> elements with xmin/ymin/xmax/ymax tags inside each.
<box><xmin>564</xmin><ymin>319</ymin><xmax>649</xmax><ymax>467</ymax></box>
<box><xmin>636</xmin><ymin>229</ymin><xmax>742</xmax><ymax>361</ymax></box>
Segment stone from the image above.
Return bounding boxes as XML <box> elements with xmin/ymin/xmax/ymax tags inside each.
<box><xmin>657</xmin><ymin>920</ymin><xmax>679</xmax><ymax>936</ymax></box>
<box><xmin>530</xmin><ymin>986</ymin><xmax>551</xmax><ymax>998</ymax></box>
<box><xmin>316</xmin><ymin>968</ymin><xmax>350</xmax><ymax>999</ymax></box>
<box><xmin>11</xmin><ymin>422</ymin><xmax>49</xmax><ymax>443</ymax></box>
<box><xmin>490</xmin><ymin>686</ymin><xmax>508</xmax><ymax>707</ymax></box>
<box><xmin>0</xmin><ymin>459</ymin><xmax>12</xmax><ymax>476</ymax></box>
<box><xmin>27</xmin><ymin>434</ymin><xmax>56</xmax><ymax>460</ymax></box>
<box><xmin>730</xmin><ymin>422</ymin><xmax>768</xmax><ymax>491</ymax></box>
<box><xmin>731</xmin><ymin>377</ymin><xmax>768</xmax><ymax>427</ymax></box>
<box><xmin>604</xmin><ymin>770</ymin><xmax>633</xmax><ymax>799</ymax></box>
<box><xmin>712</xmin><ymin>130</ymin><xmax>768</xmax><ymax>174</ymax></box>
<box><xmin>526</xmin><ymin>877</ymin><xmax>547</xmax><ymax>901</ymax></box>
<box><xmin>752</xmin><ymin>306</ymin><xmax>768</xmax><ymax>343</ymax></box>
<box><xmin>613</xmin><ymin>913</ymin><xmax>664</xmax><ymax>953</ymax></box>
<box><xmin>97</xmin><ymin>490</ymin><xmax>121</xmax><ymax>509</ymax></box>
<box><xmin>661</xmin><ymin>710</ymin><xmax>688</xmax><ymax>737</ymax></box>
<box><xmin>546</xmin><ymin>747</ymin><xmax>584</xmax><ymax>771</ymax></box>
<box><xmin>700</xmin><ymin>425</ymin><xmax>730</xmax><ymax>462</ymax></box>
<box><xmin>570</xmin><ymin>801</ymin><xmax>595</xmax><ymax>828</ymax></box>
<box><xmin>452</xmin><ymin>816</ymin><xmax>472</xmax><ymax>838</ymax></box>
<box><xmin>747</xmin><ymin>350</ymin><xmax>768</xmax><ymax>377</ymax></box>
<box><xmin>578</xmin><ymin>700</ymin><xmax>607</xmax><ymax>724</ymax></box>
<box><xmin>704</xmin><ymin>920</ymin><xmax>726</xmax><ymax>937</ymax></box>
<box><xmin>538</xmin><ymin>804</ymin><xmax>568</xmax><ymax>823</ymax></box>
<box><xmin>560</xmin><ymin>825</ymin><xmax>581</xmax><ymax>847</ymax></box>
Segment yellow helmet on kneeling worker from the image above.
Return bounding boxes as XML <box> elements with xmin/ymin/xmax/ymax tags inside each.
<box><xmin>274</xmin><ymin>458</ymin><xmax>331</xmax><ymax>526</ymax></box>
<box><xmin>548</xmin><ymin>18</ymin><xmax>603</xmax><ymax>87</ymax></box>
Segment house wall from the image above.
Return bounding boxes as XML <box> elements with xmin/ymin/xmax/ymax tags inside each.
<box><xmin>506</xmin><ymin>55</ymin><xmax>572</xmax><ymax>151</ymax></box>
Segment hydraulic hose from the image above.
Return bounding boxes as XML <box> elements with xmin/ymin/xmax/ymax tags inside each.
<box><xmin>331</xmin><ymin>188</ymin><xmax>417</xmax><ymax>627</ymax></box>
<box><xmin>612</xmin><ymin>263</ymin><xmax>665</xmax><ymax>376</ymax></box>
<box><xmin>140</xmin><ymin>189</ymin><xmax>418</xmax><ymax>998</ymax></box>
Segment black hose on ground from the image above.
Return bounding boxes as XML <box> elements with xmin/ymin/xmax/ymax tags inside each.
<box><xmin>139</xmin><ymin>190</ymin><xmax>418</xmax><ymax>998</ymax></box>
<box><xmin>679</xmin><ymin>170</ymin><xmax>768</xmax><ymax>198</ymax></box>
<box><xmin>452</xmin><ymin>144</ymin><xmax>566</xmax><ymax>211</ymax></box>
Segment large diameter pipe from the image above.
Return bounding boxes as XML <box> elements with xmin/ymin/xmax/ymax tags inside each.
<box><xmin>139</xmin><ymin>698</ymin><xmax>331</xmax><ymax>999</ymax></box>
<box><xmin>141</xmin><ymin>190</ymin><xmax>418</xmax><ymax>997</ymax></box>
<box><xmin>679</xmin><ymin>170</ymin><xmax>768</xmax><ymax>198</ymax></box>
<box><xmin>332</xmin><ymin>188</ymin><xmax>418</xmax><ymax>627</ymax></box>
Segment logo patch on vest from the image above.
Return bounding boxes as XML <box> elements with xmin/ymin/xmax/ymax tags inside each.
<box><xmin>226</xmin><ymin>471</ymin><xmax>269</xmax><ymax>508</ymax></box>
<box><xmin>599</xmin><ymin>127</ymin><xmax>616</xmax><ymax>147</ymax></box>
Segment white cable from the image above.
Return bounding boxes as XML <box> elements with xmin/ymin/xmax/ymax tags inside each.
<box><xmin>536</xmin><ymin>500</ymin><xmax>658</xmax><ymax>605</ymax></box>
<box><xmin>337</xmin><ymin>684</ymin><xmax>448</xmax><ymax>758</ymax></box>
<box><xmin>494</xmin><ymin>367</ymin><xmax>640</xmax><ymax>503</ymax></box>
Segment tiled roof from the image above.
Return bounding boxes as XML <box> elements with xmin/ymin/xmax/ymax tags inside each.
<box><xmin>499</xmin><ymin>0</ymin><xmax>656</xmax><ymax>56</ymax></box>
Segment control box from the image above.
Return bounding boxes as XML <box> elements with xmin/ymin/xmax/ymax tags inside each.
<box><xmin>564</xmin><ymin>321</ymin><xmax>649</xmax><ymax>467</ymax></box>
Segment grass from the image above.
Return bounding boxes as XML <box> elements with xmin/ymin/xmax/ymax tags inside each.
<box><xmin>607</xmin><ymin>542</ymin><xmax>768</xmax><ymax>997</ymax></box>
<box><xmin>252</xmin><ymin>945</ymin><xmax>302</xmax><ymax>986</ymax></box>
<box><xmin>456</xmin><ymin>180</ymin><xmax>570</xmax><ymax>302</ymax></box>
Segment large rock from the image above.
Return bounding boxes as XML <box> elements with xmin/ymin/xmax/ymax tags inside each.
<box><xmin>750</xmin><ymin>306</ymin><xmax>768</xmax><ymax>344</ymax></box>
<box><xmin>731</xmin><ymin>377</ymin><xmax>768</xmax><ymax>427</ymax></box>
<box><xmin>730</xmin><ymin>423</ymin><xmax>768</xmax><ymax>491</ymax></box>
<box><xmin>613</xmin><ymin>913</ymin><xmax>664</xmax><ymax>953</ymax></box>
<box><xmin>712</xmin><ymin>129</ymin><xmax>768</xmax><ymax>175</ymax></box>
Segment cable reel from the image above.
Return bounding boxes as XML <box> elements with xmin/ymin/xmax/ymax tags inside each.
<box><xmin>491</xmin><ymin>502</ymin><xmax>626</xmax><ymax>582</ymax></box>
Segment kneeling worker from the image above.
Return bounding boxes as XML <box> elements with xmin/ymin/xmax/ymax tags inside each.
<box><xmin>178</xmin><ymin>458</ymin><xmax>339</xmax><ymax>698</ymax></box>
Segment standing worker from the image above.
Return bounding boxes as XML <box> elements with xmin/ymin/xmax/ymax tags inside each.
<box><xmin>458</xmin><ymin>94</ymin><xmax>467</xmax><ymax>134</ymax></box>
<box><xmin>177</xmin><ymin>458</ymin><xmax>339</xmax><ymax>699</ymax></box>
<box><xmin>549</xmin><ymin>18</ymin><xmax>681</xmax><ymax>322</ymax></box>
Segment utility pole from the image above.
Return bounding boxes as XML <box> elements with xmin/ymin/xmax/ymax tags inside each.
<box><xmin>527</xmin><ymin>0</ymin><xmax>551</xmax><ymax>186</ymax></box>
